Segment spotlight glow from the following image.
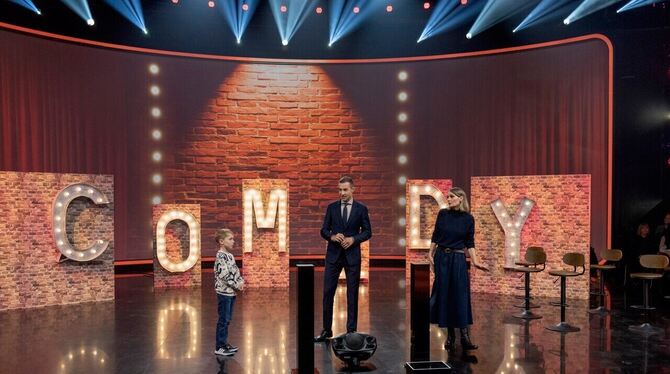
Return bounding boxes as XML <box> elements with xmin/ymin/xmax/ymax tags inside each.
<box><xmin>148</xmin><ymin>64</ymin><xmax>159</xmax><ymax>74</ymax></box>
<box><xmin>398</xmin><ymin>71</ymin><xmax>408</xmax><ymax>81</ymax></box>
<box><xmin>150</xmin><ymin>85</ymin><xmax>160</xmax><ymax>96</ymax></box>
<box><xmin>386</xmin><ymin>5</ymin><xmax>393</xmax><ymax>13</ymax></box>
<box><xmin>398</xmin><ymin>155</ymin><xmax>407</xmax><ymax>164</ymax></box>
<box><xmin>398</xmin><ymin>112</ymin><xmax>408</xmax><ymax>122</ymax></box>
<box><xmin>423</xmin><ymin>2</ymin><xmax>430</xmax><ymax>10</ymax></box>
<box><xmin>398</xmin><ymin>133</ymin><xmax>408</xmax><ymax>143</ymax></box>
<box><xmin>316</xmin><ymin>6</ymin><xmax>323</xmax><ymax>14</ymax></box>
<box><xmin>565</xmin><ymin>0</ymin><xmax>624</xmax><ymax>25</ymax></box>
<box><xmin>329</xmin><ymin>0</ymin><xmax>385</xmax><ymax>46</ymax></box>
<box><xmin>618</xmin><ymin>0</ymin><xmax>664</xmax><ymax>13</ymax></box>
<box><xmin>218</xmin><ymin>0</ymin><xmax>260</xmax><ymax>44</ymax></box>
<box><xmin>466</xmin><ymin>0</ymin><xmax>532</xmax><ymax>39</ymax></box>
<box><xmin>269</xmin><ymin>0</ymin><xmax>317</xmax><ymax>46</ymax></box>
<box><xmin>152</xmin><ymin>151</ymin><xmax>162</xmax><ymax>162</ymax></box>
<box><xmin>8</xmin><ymin>0</ymin><xmax>41</xmax><ymax>15</ymax></box>
<box><xmin>208</xmin><ymin>1</ymin><xmax>215</xmax><ymax>8</ymax></box>
<box><xmin>398</xmin><ymin>92</ymin><xmax>408</xmax><ymax>102</ymax></box>
<box><xmin>152</xmin><ymin>129</ymin><xmax>162</xmax><ymax>140</ymax></box>
<box><xmin>102</xmin><ymin>0</ymin><xmax>147</xmax><ymax>33</ymax></box>
<box><xmin>418</xmin><ymin>0</ymin><xmax>485</xmax><ymax>42</ymax></box>
<box><xmin>514</xmin><ymin>0</ymin><xmax>578</xmax><ymax>33</ymax></box>
<box><xmin>61</xmin><ymin>0</ymin><xmax>95</xmax><ymax>26</ymax></box>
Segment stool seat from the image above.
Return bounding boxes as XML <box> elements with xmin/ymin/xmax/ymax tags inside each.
<box><xmin>549</xmin><ymin>270</ymin><xmax>581</xmax><ymax>277</ymax></box>
<box><xmin>590</xmin><ymin>264</ymin><xmax>615</xmax><ymax>270</ymax></box>
<box><xmin>514</xmin><ymin>266</ymin><xmax>543</xmax><ymax>273</ymax></box>
<box><xmin>515</xmin><ymin>260</ymin><xmax>541</xmax><ymax>267</ymax></box>
<box><xmin>630</xmin><ymin>273</ymin><xmax>663</xmax><ymax>280</ymax></box>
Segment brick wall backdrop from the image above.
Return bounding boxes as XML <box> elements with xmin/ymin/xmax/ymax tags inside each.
<box><xmin>470</xmin><ymin>175</ymin><xmax>591</xmax><ymax>300</ymax></box>
<box><xmin>162</xmin><ymin>64</ymin><xmax>397</xmax><ymax>258</ymax></box>
<box><xmin>242</xmin><ymin>179</ymin><xmax>289</xmax><ymax>288</ymax></box>
<box><xmin>152</xmin><ymin>204</ymin><xmax>202</xmax><ymax>288</ymax></box>
<box><xmin>405</xmin><ymin>179</ymin><xmax>452</xmax><ymax>285</ymax></box>
<box><xmin>0</xmin><ymin>172</ymin><xmax>114</xmax><ymax>310</ymax></box>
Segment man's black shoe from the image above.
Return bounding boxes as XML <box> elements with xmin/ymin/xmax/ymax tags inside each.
<box><xmin>314</xmin><ymin>330</ymin><xmax>333</xmax><ymax>342</ymax></box>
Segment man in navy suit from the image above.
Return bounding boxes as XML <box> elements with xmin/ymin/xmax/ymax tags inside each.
<box><xmin>314</xmin><ymin>176</ymin><xmax>372</xmax><ymax>342</ymax></box>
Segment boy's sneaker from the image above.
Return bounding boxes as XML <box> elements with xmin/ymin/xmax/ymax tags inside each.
<box><xmin>224</xmin><ymin>343</ymin><xmax>239</xmax><ymax>352</ymax></box>
<box><xmin>214</xmin><ymin>347</ymin><xmax>234</xmax><ymax>356</ymax></box>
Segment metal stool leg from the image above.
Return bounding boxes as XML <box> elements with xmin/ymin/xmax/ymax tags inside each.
<box><xmin>629</xmin><ymin>279</ymin><xmax>663</xmax><ymax>335</ymax></box>
<box><xmin>589</xmin><ymin>269</ymin><xmax>610</xmax><ymax>315</ymax></box>
<box><xmin>546</xmin><ymin>276</ymin><xmax>580</xmax><ymax>332</ymax></box>
<box><xmin>514</xmin><ymin>272</ymin><xmax>542</xmax><ymax>320</ymax></box>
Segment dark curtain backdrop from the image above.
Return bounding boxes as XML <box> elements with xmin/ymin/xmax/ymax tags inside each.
<box><xmin>0</xmin><ymin>29</ymin><xmax>609</xmax><ymax>259</ymax></box>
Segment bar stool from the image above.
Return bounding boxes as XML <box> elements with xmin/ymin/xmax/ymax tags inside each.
<box><xmin>629</xmin><ymin>254</ymin><xmax>669</xmax><ymax>335</ymax></box>
<box><xmin>545</xmin><ymin>253</ymin><xmax>585</xmax><ymax>333</ymax></box>
<box><xmin>512</xmin><ymin>247</ymin><xmax>546</xmax><ymax>320</ymax></box>
<box><xmin>588</xmin><ymin>249</ymin><xmax>623</xmax><ymax>315</ymax></box>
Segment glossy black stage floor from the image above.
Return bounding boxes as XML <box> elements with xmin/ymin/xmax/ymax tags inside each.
<box><xmin>1</xmin><ymin>270</ymin><xmax>669</xmax><ymax>374</ymax></box>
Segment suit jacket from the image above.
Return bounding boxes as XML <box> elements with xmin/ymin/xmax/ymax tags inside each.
<box><xmin>320</xmin><ymin>200</ymin><xmax>372</xmax><ymax>265</ymax></box>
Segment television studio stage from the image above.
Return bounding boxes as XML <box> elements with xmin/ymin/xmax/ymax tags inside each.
<box><xmin>0</xmin><ymin>1</ymin><xmax>669</xmax><ymax>373</ymax></box>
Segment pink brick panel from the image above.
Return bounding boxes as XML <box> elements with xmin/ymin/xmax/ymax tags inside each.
<box><xmin>470</xmin><ymin>175</ymin><xmax>591</xmax><ymax>300</ymax></box>
<box><xmin>0</xmin><ymin>172</ymin><xmax>114</xmax><ymax>310</ymax></box>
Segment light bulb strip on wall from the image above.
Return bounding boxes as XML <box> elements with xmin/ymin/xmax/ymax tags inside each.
<box><xmin>149</xmin><ymin>63</ymin><xmax>163</xmax><ymax>205</ymax></box>
<box><xmin>52</xmin><ymin>183</ymin><xmax>111</xmax><ymax>262</ymax></box>
<box><xmin>397</xmin><ymin>69</ymin><xmax>409</xmax><ymax>247</ymax></box>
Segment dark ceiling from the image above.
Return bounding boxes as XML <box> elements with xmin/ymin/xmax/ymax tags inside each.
<box><xmin>0</xmin><ymin>0</ymin><xmax>668</xmax><ymax>58</ymax></box>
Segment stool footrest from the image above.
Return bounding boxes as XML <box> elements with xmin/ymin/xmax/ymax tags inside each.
<box><xmin>545</xmin><ymin>322</ymin><xmax>580</xmax><ymax>333</ymax></box>
<box><xmin>629</xmin><ymin>323</ymin><xmax>663</xmax><ymax>335</ymax></box>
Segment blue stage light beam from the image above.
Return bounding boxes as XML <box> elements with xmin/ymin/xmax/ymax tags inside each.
<box><xmin>418</xmin><ymin>0</ymin><xmax>485</xmax><ymax>43</ymax></box>
<box><xmin>617</xmin><ymin>0</ymin><xmax>664</xmax><ymax>13</ymax></box>
<box><xmin>514</xmin><ymin>0</ymin><xmax>581</xmax><ymax>32</ymax></box>
<box><xmin>564</xmin><ymin>0</ymin><xmax>623</xmax><ymax>24</ymax></box>
<box><xmin>60</xmin><ymin>0</ymin><xmax>95</xmax><ymax>25</ymax></box>
<box><xmin>269</xmin><ymin>0</ymin><xmax>317</xmax><ymax>46</ymax></box>
<box><xmin>328</xmin><ymin>0</ymin><xmax>385</xmax><ymax>47</ymax></box>
<box><xmin>8</xmin><ymin>0</ymin><xmax>41</xmax><ymax>15</ymax></box>
<box><xmin>102</xmin><ymin>0</ymin><xmax>147</xmax><ymax>33</ymax></box>
<box><xmin>467</xmin><ymin>0</ymin><xmax>537</xmax><ymax>39</ymax></box>
<box><xmin>218</xmin><ymin>0</ymin><xmax>261</xmax><ymax>44</ymax></box>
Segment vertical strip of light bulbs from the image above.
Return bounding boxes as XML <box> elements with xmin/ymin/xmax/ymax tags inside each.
<box><xmin>397</xmin><ymin>70</ymin><xmax>409</xmax><ymax>248</ymax></box>
<box><xmin>148</xmin><ymin>63</ymin><xmax>163</xmax><ymax>205</ymax></box>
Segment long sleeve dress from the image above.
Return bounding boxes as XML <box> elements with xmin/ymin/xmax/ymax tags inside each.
<box><xmin>429</xmin><ymin>209</ymin><xmax>475</xmax><ymax>328</ymax></box>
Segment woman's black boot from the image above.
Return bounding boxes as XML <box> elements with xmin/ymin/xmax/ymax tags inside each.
<box><xmin>444</xmin><ymin>328</ymin><xmax>456</xmax><ymax>350</ymax></box>
<box><xmin>460</xmin><ymin>328</ymin><xmax>478</xmax><ymax>350</ymax></box>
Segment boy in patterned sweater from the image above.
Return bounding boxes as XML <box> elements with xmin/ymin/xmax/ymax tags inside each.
<box><xmin>214</xmin><ymin>228</ymin><xmax>245</xmax><ymax>356</ymax></box>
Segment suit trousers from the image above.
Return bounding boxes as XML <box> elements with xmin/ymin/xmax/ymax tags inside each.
<box><xmin>322</xmin><ymin>254</ymin><xmax>361</xmax><ymax>332</ymax></box>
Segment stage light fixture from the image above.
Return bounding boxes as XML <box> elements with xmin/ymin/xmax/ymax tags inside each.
<box><xmin>8</xmin><ymin>0</ymin><xmax>41</xmax><ymax>15</ymax></box>
<box><xmin>397</xmin><ymin>71</ymin><xmax>408</xmax><ymax>81</ymax></box>
<box><xmin>61</xmin><ymin>0</ymin><xmax>95</xmax><ymax>26</ymax></box>
<box><xmin>208</xmin><ymin>1</ymin><xmax>215</xmax><ymax>8</ymax></box>
<box><xmin>172</xmin><ymin>0</ymin><xmax>178</xmax><ymax>3</ymax></box>
<box><xmin>329</xmin><ymin>0</ymin><xmax>385</xmax><ymax>46</ymax></box>
<box><xmin>316</xmin><ymin>6</ymin><xmax>323</xmax><ymax>14</ymax></box>
<box><xmin>150</xmin><ymin>85</ymin><xmax>160</xmax><ymax>96</ymax></box>
<box><xmin>152</xmin><ymin>129</ymin><xmax>162</xmax><ymax>140</ymax></box>
<box><xmin>398</xmin><ymin>133</ymin><xmax>408</xmax><ymax>143</ymax></box>
<box><xmin>331</xmin><ymin>333</ymin><xmax>378</xmax><ymax>368</ymax></box>
<box><xmin>353</xmin><ymin>6</ymin><xmax>360</xmax><ymax>13</ymax></box>
<box><xmin>152</xmin><ymin>174</ymin><xmax>162</xmax><ymax>184</ymax></box>
<box><xmin>398</xmin><ymin>92</ymin><xmax>408</xmax><ymax>101</ymax></box>
<box><xmin>151</xmin><ymin>107</ymin><xmax>162</xmax><ymax>118</ymax></box>
<box><xmin>386</xmin><ymin>5</ymin><xmax>393</xmax><ymax>13</ymax></box>
<box><xmin>398</xmin><ymin>112</ymin><xmax>407</xmax><ymax>122</ymax></box>
<box><xmin>152</xmin><ymin>196</ymin><xmax>161</xmax><ymax>205</ymax></box>
<box><xmin>398</xmin><ymin>175</ymin><xmax>407</xmax><ymax>185</ymax></box>
<box><xmin>152</xmin><ymin>151</ymin><xmax>162</xmax><ymax>162</ymax></box>
<box><xmin>270</xmin><ymin>0</ymin><xmax>317</xmax><ymax>47</ymax></box>
<box><xmin>424</xmin><ymin>2</ymin><xmax>430</xmax><ymax>10</ymax></box>
<box><xmin>219</xmin><ymin>0</ymin><xmax>260</xmax><ymax>44</ymax></box>
<box><xmin>398</xmin><ymin>155</ymin><xmax>407</xmax><ymax>164</ymax></box>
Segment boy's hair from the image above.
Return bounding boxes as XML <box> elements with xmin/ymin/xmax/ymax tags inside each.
<box><xmin>339</xmin><ymin>175</ymin><xmax>354</xmax><ymax>186</ymax></box>
<box><xmin>215</xmin><ymin>228</ymin><xmax>234</xmax><ymax>244</ymax></box>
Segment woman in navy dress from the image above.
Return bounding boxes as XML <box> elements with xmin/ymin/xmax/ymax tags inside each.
<box><xmin>428</xmin><ymin>187</ymin><xmax>487</xmax><ymax>351</ymax></box>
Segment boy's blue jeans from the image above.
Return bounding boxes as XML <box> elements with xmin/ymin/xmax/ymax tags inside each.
<box><xmin>216</xmin><ymin>294</ymin><xmax>236</xmax><ymax>349</ymax></box>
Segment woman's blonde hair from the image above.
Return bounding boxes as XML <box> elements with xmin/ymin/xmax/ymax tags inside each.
<box><xmin>448</xmin><ymin>187</ymin><xmax>470</xmax><ymax>213</ymax></box>
<box><xmin>215</xmin><ymin>228</ymin><xmax>234</xmax><ymax>243</ymax></box>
